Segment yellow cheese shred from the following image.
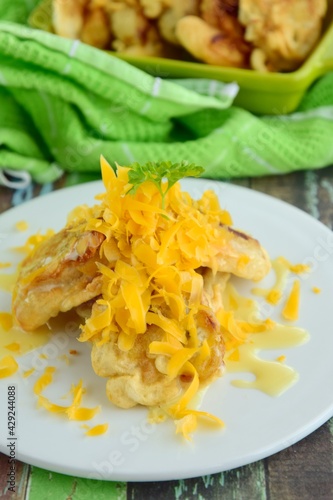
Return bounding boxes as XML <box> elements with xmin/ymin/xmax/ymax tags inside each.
<box><xmin>175</xmin><ymin>414</ymin><xmax>197</xmax><ymax>441</ymax></box>
<box><xmin>0</xmin><ymin>262</ymin><xmax>11</xmax><ymax>269</ymax></box>
<box><xmin>67</xmin><ymin>406</ymin><xmax>100</xmax><ymax>421</ymax></box>
<box><xmin>23</xmin><ymin>368</ymin><xmax>36</xmax><ymax>378</ymax></box>
<box><xmin>276</xmin><ymin>355</ymin><xmax>286</xmax><ymax>363</ymax></box>
<box><xmin>34</xmin><ymin>369</ymin><xmax>100</xmax><ymax>421</ymax></box>
<box><xmin>0</xmin><ymin>355</ymin><xmax>18</xmax><ymax>378</ymax></box>
<box><xmin>33</xmin><ymin>366</ymin><xmax>56</xmax><ymax>395</ymax></box>
<box><xmin>175</xmin><ymin>410</ymin><xmax>225</xmax><ymax>441</ymax></box>
<box><xmin>282</xmin><ymin>280</ymin><xmax>301</xmax><ymax>322</ymax></box>
<box><xmin>5</xmin><ymin>342</ymin><xmax>20</xmax><ymax>352</ymax></box>
<box><xmin>15</xmin><ymin>220</ymin><xmax>29</xmax><ymax>232</ymax></box>
<box><xmin>168</xmin><ymin>362</ymin><xmax>199</xmax><ymax>417</ymax></box>
<box><xmin>0</xmin><ymin>312</ymin><xmax>13</xmax><ymax>331</ymax></box>
<box><xmin>85</xmin><ymin>423</ymin><xmax>109</xmax><ymax>436</ymax></box>
<box><xmin>13</xmin><ymin>229</ymin><xmax>55</xmax><ymax>254</ymax></box>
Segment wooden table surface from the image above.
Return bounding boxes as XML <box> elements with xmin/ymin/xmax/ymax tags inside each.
<box><xmin>0</xmin><ymin>168</ymin><xmax>333</xmax><ymax>500</ymax></box>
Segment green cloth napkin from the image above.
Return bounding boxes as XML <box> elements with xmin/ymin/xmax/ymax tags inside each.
<box><xmin>1</xmin><ymin>4</ymin><xmax>333</xmax><ymax>183</ymax></box>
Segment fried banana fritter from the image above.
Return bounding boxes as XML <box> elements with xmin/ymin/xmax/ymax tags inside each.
<box><xmin>92</xmin><ymin>272</ymin><xmax>227</xmax><ymax>408</ymax></box>
<box><xmin>157</xmin><ymin>0</ymin><xmax>199</xmax><ymax>45</ymax></box>
<box><xmin>10</xmin><ymin>157</ymin><xmax>274</xmax><ymax>421</ymax></box>
<box><xmin>110</xmin><ymin>5</ymin><xmax>165</xmax><ymax>56</ymax></box>
<box><xmin>53</xmin><ymin>0</ymin><xmax>112</xmax><ymax>49</ymax></box>
<box><xmin>52</xmin><ymin>0</ymin><xmax>87</xmax><ymax>39</ymax></box>
<box><xmin>12</xmin><ymin>216</ymin><xmax>269</xmax><ymax>332</ymax></box>
<box><xmin>239</xmin><ymin>0</ymin><xmax>327</xmax><ymax>72</ymax></box>
<box><xmin>12</xmin><ymin>226</ymin><xmax>105</xmax><ymax>331</ymax></box>
<box><xmin>214</xmin><ymin>225</ymin><xmax>270</xmax><ymax>281</ymax></box>
<box><xmin>175</xmin><ymin>13</ymin><xmax>250</xmax><ymax>67</ymax></box>
<box><xmin>51</xmin><ymin>0</ymin><xmax>327</xmax><ymax>72</ymax></box>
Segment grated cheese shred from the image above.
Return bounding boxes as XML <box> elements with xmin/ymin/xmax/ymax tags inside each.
<box><xmin>15</xmin><ymin>220</ymin><xmax>29</xmax><ymax>232</ymax></box>
<box><xmin>85</xmin><ymin>423</ymin><xmax>109</xmax><ymax>436</ymax></box>
<box><xmin>0</xmin><ymin>262</ymin><xmax>11</xmax><ymax>269</ymax></box>
<box><xmin>33</xmin><ymin>367</ymin><xmax>100</xmax><ymax>421</ymax></box>
<box><xmin>0</xmin><ymin>355</ymin><xmax>18</xmax><ymax>378</ymax></box>
<box><xmin>282</xmin><ymin>280</ymin><xmax>301</xmax><ymax>321</ymax></box>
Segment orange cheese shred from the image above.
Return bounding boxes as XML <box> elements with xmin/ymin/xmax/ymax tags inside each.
<box><xmin>37</xmin><ymin>395</ymin><xmax>68</xmax><ymax>414</ymax></box>
<box><xmin>276</xmin><ymin>355</ymin><xmax>286</xmax><ymax>363</ymax></box>
<box><xmin>175</xmin><ymin>409</ymin><xmax>224</xmax><ymax>440</ymax></box>
<box><xmin>23</xmin><ymin>368</ymin><xmax>36</xmax><ymax>378</ymax></box>
<box><xmin>15</xmin><ymin>220</ymin><xmax>29</xmax><ymax>232</ymax></box>
<box><xmin>13</xmin><ymin>229</ymin><xmax>55</xmax><ymax>254</ymax></box>
<box><xmin>175</xmin><ymin>413</ymin><xmax>197</xmax><ymax>441</ymax></box>
<box><xmin>0</xmin><ymin>355</ymin><xmax>18</xmax><ymax>378</ymax></box>
<box><xmin>35</xmin><ymin>375</ymin><xmax>100</xmax><ymax>422</ymax></box>
<box><xmin>168</xmin><ymin>362</ymin><xmax>199</xmax><ymax>417</ymax></box>
<box><xmin>282</xmin><ymin>280</ymin><xmax>301</xmax><ymax>322</ymax></box>
<box><xmin>67</xmin><ymin>406</ymin><xmax>100</xmax><ymax>421</ymax></box>
<box><xmin>85</xmin><ymin>423</ymin><xmax>109</xmax><ymax>436</ymax></box>
<box><xmin>33</xmin><ymin>366</ymin><xmax>56</xmax><ymax>395</ymax></box>
<box><xmin>5</xmin><ymin>342</ymin><xmax>20</xmax><ymax>352</ymax></box>
<box><xmin>0</xmin><ymin>312</ymin><xmax>13</xmax><ymax>331</ymax></box>
<box><xmin>0</xmin><ymin>262</ymin><xmax>11</xmax><ymax>269</ymax></box>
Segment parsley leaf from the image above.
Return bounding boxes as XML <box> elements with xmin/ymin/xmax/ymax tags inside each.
<box><xmin>127</xmin><ymin>161</ymin><xmax>204</xmax><ymax>208</ymax></box>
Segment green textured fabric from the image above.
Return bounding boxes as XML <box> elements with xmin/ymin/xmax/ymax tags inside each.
<box><xmin>0</xmin><ymin>7</ymin><xmax>333</xmax><ymax>184</ymax></box>
<box><xmin>29</xmin><ymin>466</ymin><xmax>126</xmax><ymax>500</ymax></box>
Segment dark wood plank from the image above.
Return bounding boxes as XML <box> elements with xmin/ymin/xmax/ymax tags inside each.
<box><xmin>0</xmin><ymin>454</ymin><xmax>30</xmax><ymax>499</ymax></box>
<box><xmin>0</xmin><ymin>176</ymin><xmax>67</xmax><ymax>216</ymax></box>
<box><xmin>266</xmin><ymin>421</ymin><xmax>333</xmax><ymax>500</ymax></box>
<box><xmin>250</xmin><ymin>170</ymin><xmax>316</xmax><ymax>212</ymax></box>
<box><xmin>316</xmin><ymin>168</ymin><xmax>333</xmax><ymax>230</ymax></box>
<box><xmin>0</xmin><ymin>187</ymin><xmax>13</xmax><ymax>214</ymax></box>
<box><xmin>127</xmin><ymin>461</ymin><xmax>267</xmax><ymax>500</ymax></box>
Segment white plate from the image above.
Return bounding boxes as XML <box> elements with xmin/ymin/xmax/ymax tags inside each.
<box><xmin>1</xmin><ymin>178</ymin><xmax>333</xmax><ymax>482</ymax></box>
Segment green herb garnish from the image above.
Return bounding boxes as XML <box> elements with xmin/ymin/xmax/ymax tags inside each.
<box><xmin>128</xmin><ymin>161</ymin><xmax>204</xmax><ymax>208</ymax></box>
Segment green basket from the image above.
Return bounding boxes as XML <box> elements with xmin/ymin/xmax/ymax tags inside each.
<box><xmin>29</xmin><ymin>0</ymin><xmax>333</xmax><ymax>115</ymax></box>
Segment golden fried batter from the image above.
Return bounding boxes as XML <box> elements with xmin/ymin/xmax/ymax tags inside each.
<box><xmin>239</xmin><ymin>0</ymin><xmax>327</xmax><ymax>72</ymax></box>
<box><xmin>12</xmin><ymin>226</ymin><xmax>105</xmax><ymax>331</ymax></box>
<box><xmin>110</xmin><ymin>5</ymin><xmax>165</xmax><ymax>56</ymax></box>
<box><xmin>52</xmin><ymin>0</ymin><xmax>87</xmax><ymax>39</ymax></box>
<box><xmin>213</xmin><ymin>225</ymin><xmax>270</xmax><ymax>281</ymax></box>
<box><xmin>201</xmin><ymin>0</ymin><xmax>246</xmax><ymax>43</ymax></box>
<box><xmin>157</xmin><ymin>0</ymin><xmax>200</xmax><ymax>45</ymax></box>
<box><xmin>140</xmin><ymin>0</ymin><xmax>172</xmax><ymax>19</ymax></box>
<box><xmin>80</xmin><ymin>6</ymin><xmax>112</xmax><ymax>49</ymax></box>
<box><xmin>53</xmin><ymin>0</ymin><xmax>112</xmax><ymax>48</ymax></box>
<box><xmin>176</xmin><ymin>15</ymin><xmax>249</xmax><ymax>67</ymax></box>
<box><xmin>91</xmin><ymin>277</ymin><xmax>226</xmax><ymax>409</ymax></box>
<box><xmin>51</xmin><ymin>0</ymin><xmax>326</xmax><ymax>71</ymax></box>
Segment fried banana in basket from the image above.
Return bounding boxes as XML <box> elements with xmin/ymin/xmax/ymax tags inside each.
<box><xmin>239</xmin><ymin>0</ymin><xmax>327</xmax><ymax>72</ymax></box>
